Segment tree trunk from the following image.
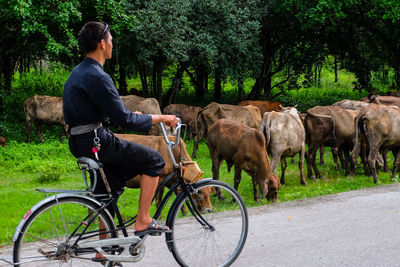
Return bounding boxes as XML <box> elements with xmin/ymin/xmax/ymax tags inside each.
<box><xmin>156</xmin><ymin>64</ymin><xmax>162</xmax><ymax>102</ymax></box>
<box><xmin>139</xmin><ymin>66</ymin><xmax>149</xmax><ymax>97</ymax></box>
<box><xmin>118</xmin><ymin>65</ymin><xmax>128</xmax><ymax>96</ymax></box>
<box><xmin>204</xmin><ymin>71</ymin><xmax>208</xmax><ymax>93</ymax></box>
<box><xmin>395</xmin><ymin>63</ymin><xmax>400</xmax><ymax>90</ymax></box>
<box><xmin>162</xmin><ymin>64</ymin><xmax>184</xmax><ymax>109</ymax></box>
<box><xmin>264</xmin><ymin>76</ymin><xmax>272</xmax><ymax>99</ymax></box>
<box><xmin>194</xmin><ymin>67</ymin><xmax>206</xmax><ymax>99</ymax></box>
<box><xmin>238</xmin><ymin>77</ymin><xmax>244</xmax><ymax>103</ymax></box>
<box><xmin>334</xmin><ymin>56</ymin><xmax>338</xmax><ymax>83</ymax></box>
<box><xmin>214</xmin><ymin>69</ymin><xmax>222</xmax><ymax>102</ymax></box>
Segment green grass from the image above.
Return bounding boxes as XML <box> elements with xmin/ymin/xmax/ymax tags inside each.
<box><xmin>0</xmin><ymin>138</ymin><xmax>396</xmax><ymax>246</ymax></box>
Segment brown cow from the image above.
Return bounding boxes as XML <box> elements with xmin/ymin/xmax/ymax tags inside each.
<box><xmin>351</xmin><ymin>104</ymin><xmax>400</xmax><ymax>183</ymax></box>
<box><xmin>115</xmin><ymin>134</ymin><xmax>212</xmax><ymax>213</ymax></box>
<box><xmin>361</xmin><ymin>94</ymin><xmax>400</xmax><ymax>107</ymax></box>
<box><xmin>206</xmin><ymin>119</ymin><xmax>280</xmax><ymax>202</ymax></box>
<box><xmin>192</xmin><ymin>102</ymin><xmax>262</xmax><ymax>158</ymax></box>
<box><xmin>238</xmin><ymin>100</ymin><xmax>283</xmax><ymax>117</ymax></box>
<box><xmin>120</xmin><ymin>95</ymin><xmax>169</xmax><ymax>135</ymax></box>
<box><xmin>23</xmin><ymin>95</ymin><xmax>68</xmax><ymax>143</ymax></box>
<box><xmin>163</xmin><ymin>104</ymin><xmax>201</xmax><ymax>140</ymax></box>
<box><xmin>260</xmin><ymin>107</ymin><xmax>306</xmax><ymax>185</ymax></box>
<box><xmin>0</xmin><ymin>136</ymin><xmax>6</xmax><ymax>147</ymax></box>
<box><xmin>304</xmin><ymin>106</ymin><xmax>358</xmax><ymax>179</ymax></box>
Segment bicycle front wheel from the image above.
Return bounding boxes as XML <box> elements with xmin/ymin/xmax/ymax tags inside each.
<box><xmin>13</xmin><ymin>196</ymin><xmax>116</xmax><ymax>266</ymax></box>
<box><xmin>166</xmin><ymin>180</ymin><xmax>248</xmax><ymax>267</ymax></box>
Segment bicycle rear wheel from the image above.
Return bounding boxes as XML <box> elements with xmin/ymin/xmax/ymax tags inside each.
<box><xmin>13</xmin><ymin>196</ymin><xmax>116</xmax><ymax>266</ymax></box>
<box><xmin>166</xmin><ymin>180</ymin><xmax>248</xmax><ymax>267</ymax></box>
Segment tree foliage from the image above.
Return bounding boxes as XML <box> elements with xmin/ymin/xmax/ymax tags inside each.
<box><xmin>1</xmin><ymin>0</ymin><xmax>400</xmax><ymax>114</ymax></box>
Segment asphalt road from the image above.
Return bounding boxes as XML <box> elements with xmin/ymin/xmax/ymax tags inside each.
<box><xmin>2</xmin><ymin>183</ymin><xmax>400</xmax><ymax>266</ymax></box>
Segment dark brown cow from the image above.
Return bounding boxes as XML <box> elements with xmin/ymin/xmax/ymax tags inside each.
<box><xmin>351</xmin><ymin>104</ymin><xmax>400</xmax><ymax>183</ymax></box>
<box><xmin>361</xmin><ymin>94</ymin><xmax>400</xmax><ymax>108</ymax></box>
<box><xmin>207</xmin><ymin>119</ymin><xmax>280</xmax><ymax>202</ymax></box>
<box><xmin>163</xmin><ymin>104</ymin><xmax>201</xmax><ymax>140</ymax></box>
<box><xmin>304</xmin><ymin>106</ymin><xmax>358</xmax><ymax>179</ymax></box>
<box><xmin>23</xmin><ymin>95</ymin><xmax>68</xmax><ymax>143</ymax></box>
<box><xmin>115</xmin><ymin>134</ymin><xmax>212</xmax><ymax>213</ymax></box>
<box><xmin>0</xmin><ymin>136</ymin><xmax>6</xmax><ymax>147</ymax></box>
<box><xmin>120</xmin><ymin>95</ymin><xmax>169</xmax><ymax>135</ymax></box>
<box><xmin>382</xmin><ymin>91</ymin><xmax>400</xmax><ymax>97</ymax></box>
<box><xmin>192</xmin><ymin>102</ymin><xmax>262</xmax><ymax>158</ymax></box>
<box><xmin>238</xmin><ymin>100</ymin><xmax>283</xmax><ymax>117</ymax></box>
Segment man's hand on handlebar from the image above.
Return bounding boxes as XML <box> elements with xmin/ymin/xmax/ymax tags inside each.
<box><xmin>163</xmin><ymin>115</ymin><xmax>179</xmax><ymax>127</ymax></box>
<box><xmin>151</xmin><ymin>114</ymin><xmax>179</xmax><ymax>128</ymax></box>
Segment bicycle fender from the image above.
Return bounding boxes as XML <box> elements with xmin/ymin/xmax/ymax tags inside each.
<box><xmin>12</xmin><ymin>193</ymin><xmax>108</xmax><ymax>242</ymax></box>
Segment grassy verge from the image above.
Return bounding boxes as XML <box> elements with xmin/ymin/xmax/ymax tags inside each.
<box><xmin>0</xmin><ymin>138</ymin><xmax>396</xmax><ymax>246</ymax></box>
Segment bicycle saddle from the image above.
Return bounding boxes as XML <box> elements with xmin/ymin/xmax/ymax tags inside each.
<box><xmin>77</xmin><ymin>157</ymin><xmax>103</xmax><ymax>170</ymax></box>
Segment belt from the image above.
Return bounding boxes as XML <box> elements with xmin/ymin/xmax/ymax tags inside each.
<box><xmin>70</xmin><ymin>122</ymin><xmax>102</xmax><ymax>135</ymax></box>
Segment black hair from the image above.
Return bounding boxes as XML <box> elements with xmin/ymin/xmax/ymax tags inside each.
<box><xmin>79</xmin><ymin>22</ymin><xmax>110</xmax><ymax>53</ymax></box>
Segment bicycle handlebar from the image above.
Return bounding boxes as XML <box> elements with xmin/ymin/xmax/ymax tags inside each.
<box><xmin>159</xmin><ymin>118</ymin><xmax>182</xmax><ymax>168</ymax></box>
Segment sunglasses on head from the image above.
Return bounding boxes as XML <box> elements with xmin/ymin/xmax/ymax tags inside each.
<box><xmin>98</xmin><ymin>22</ymin><xmax>109</xmax><ymax>42</ymax></box>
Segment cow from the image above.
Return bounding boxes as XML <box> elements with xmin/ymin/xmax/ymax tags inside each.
<box><xmin>259</xmin><ymin>107</ymin><xmax>306</xmax><ymax>185</ymax></box>
<box><xmin>120</xmin><ymin>95</ymin><xmax>168</xmax><ymax>135</ymax></box>
<box><xmin>361</xmin><ymin>93</ymin><xmax>400</xmax><ymax>108</ymax></box>
<box><xmin>238</xmin><ymin>100</ymin><xmax>283</xmax><ymax>117</ymax></box>
<box><xmin>23</xmin><ymin>95</ymin><xmax>68</xmax><ymax>143</ymax></box>
<box><xmin>163</xmin><ymin>104</ymin><xmax>201</xmax><ymax>140</ymax></box>
<box><xmin>115</xmin><ymin>134</ymin><xmax>212</xmax><ymax>213</ymax></box>
<box><xmin>206</xmin><ymin>119</ymin><xmax>280</xmax><ymax>202</ymax></box>
<box><xmin>192</xmin><ymin>102</ymin><xmax>262</xmax><ymax>158</ymax></box>
<box><xmin>382</xmin><ymin>91</ymin><xmax>400</xmax><ymax>97</ymax></box>
<box><xmin>332</xmin><ymin>99</ymin><xmax>370</xmax><ymax>110</ymax></box>
<box><xmin>351</xmin><ymin>104</ymin><xmax>400</xmax><ymax>183</ymax></box>
<box><xmin>304</xmin><ymin>106</ymin><xmax>358</xmax><ymax>179</ymax></box>
<box><xmin>0</xmin><ymin>136</ymin><xmax>5</xmax><ymax>147</ymax></box>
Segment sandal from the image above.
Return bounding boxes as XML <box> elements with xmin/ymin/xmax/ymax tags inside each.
<box><xmin>134</xmin><ymin>218</ymin><xmax>172</xmax><ymax>236</ymax></box>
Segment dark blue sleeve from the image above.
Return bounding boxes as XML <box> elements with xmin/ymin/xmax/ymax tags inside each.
<box><xmin>89</xmin><ymin>75</ymin><xmax>152</xmax><ymax>132</ymax></box>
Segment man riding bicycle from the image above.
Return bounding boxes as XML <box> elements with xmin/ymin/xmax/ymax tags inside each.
<box><xmin>63</xmin><ymin>21</ymin><xmax>178</xmax><ymax>242</ymax></box>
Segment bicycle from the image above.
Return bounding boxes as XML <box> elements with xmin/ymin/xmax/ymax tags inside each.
<box><xmin>12</xmin><ymin>120</ymin><xmax>249</xmax><ymax>266</ymax></box>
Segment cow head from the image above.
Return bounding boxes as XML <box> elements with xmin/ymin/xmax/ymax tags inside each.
<box><xmin>190</xmin><ymin>186</ymin><xmax>215</xmax><ymax>213</ymax></box>
<box><xmin>266</xmin><ymin>174</ymin><xmax>280</xmax><ymax>202</ymax></box>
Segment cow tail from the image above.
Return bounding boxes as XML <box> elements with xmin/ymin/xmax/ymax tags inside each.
<box><xmin>352</xmin><ymin>114</ymin><xmax>361</xmax><ymax>157</ymax></box>
<box><xmin>259</xmin><ymin>113</ymin><xmax>271</xmax><ymax>147</ymax></box>
<box><xmin>194</xmin><ymin>106</ymin><xmax>207</xmax><ymax>136</ymax></box>
<box><xmin>330</xmin><ymin>117</ymin><xmax>337</xmax><ymax>147</ymax></box>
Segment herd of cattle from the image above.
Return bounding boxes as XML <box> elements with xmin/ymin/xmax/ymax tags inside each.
<box><xmin>12</xmin><ymin>93</ymin><xmax>400</xmax><ymax>204</ymax></box>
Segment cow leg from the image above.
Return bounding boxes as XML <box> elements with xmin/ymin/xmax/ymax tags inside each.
<box><xmin>280</xmin><ymin>157</ymin><xmax>287</xmax><ymax>185</ymax></box>
<box><xmin>383</xmin><ymin>150</ymin><xmax>389</xmax><ymax>173</ymax></box>
<box><xmin>390</xmin><ymin>149</ymin><xmax>400</xmax><ymax>180</ymax></box>
<box><xmin>343</xmin><ymin>147</ymin><xmax>352</xmax><ymax>176</ymax></box>
<box><xmin>192</xmin><ymin>127</ymin><xmax>204</xmax><ymax>159</ymax></box>
<box><xmin>331</xmin><ymin>147</ymin><xmax>341</xmax><ymax>171</ymax></box>
<box><xmin>306</xmin><ymin>144</ymin><xmax>320</xmax><ymax>180</ymax></box>
<box><xmin>25</xmin><ymin>120</ymin><xmax>33</xmax><ymax>143</ymax></box>
<box><xmin>211</xmin><ymin>153</ymin><xmax>224</xmax><ymax>200</ymax></box>
<box><xmin>251</xmin><ymin>175</ymin><xmax>259</xmax><ymax>202</ymax></box>
<box><xmin>35</xmin><ymin>121</ymin><xmax>44</xmax><ymax>142</ymax></box>
<box><xmin>299</xmin><ymin>144</ymin><xmax>306</xmax><ymax>185</ymax></box>
<box><xmin>270</xmin><ymin>152</ymin><xmax>281</xmax><ymax>181</ymax></box>
<box><xmin>367</xmin><ymin>146</ymin><xmax>380</xmax><ymax>183</ymax></box>
<box><xmin>319</xmin><ymin>145</ymin><xmax>325</xmax><ymax>165</ymax></box>
<box><xmin>233</xmin><ymin>166</ymin><xmax>243</xmax><ymax>202</ymax></box>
